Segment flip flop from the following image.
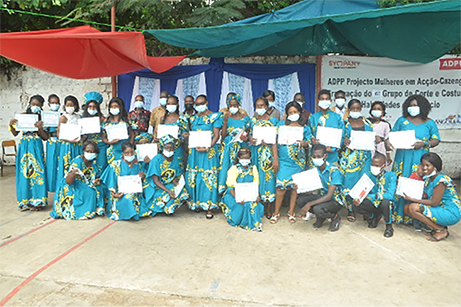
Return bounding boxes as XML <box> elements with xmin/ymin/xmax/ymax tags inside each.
<box><xmin>206</xmin><ymin>211</ymin><xmax>214</xmax><ymax>219</ymax></box>
<box><xmin>427</xmin><ymin>229</ymin><xmax>449</xmax><ymax>242</ymax></box>
<box><xmin>347</xmin><ymin>214</ymin><xmax>356</xmax><ymax>222</ymax></box>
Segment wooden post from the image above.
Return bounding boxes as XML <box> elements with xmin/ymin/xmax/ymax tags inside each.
<box><xmin>111</xmin><ymin>3</ymin><xmax>117</xmax><ymax>97</ymax></box>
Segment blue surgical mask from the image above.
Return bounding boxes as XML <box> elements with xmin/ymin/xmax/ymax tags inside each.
<box><xmin>195</xmin><ymin>104</ymin><xmax>207</xmax><ymax>113</ymax></box>
<box><xmin>268</xmin><ymin>102</ymin><xmax>276</xmax><ymax>108</ymax></box>
<box><xmin>408</xmin><ymin>106</ymin><xmax>420</xmax><ymax>117</ymax></box>
<box><xmin>229</xmin><ymin>107</ymin><xmax>239</xmax><ymax>115</ymax></box>
<box><xmin>335</xmin><ymin>98</ymin><xmax>346</xmax><ymax>108</ymax></box>
<box><xmin>255</xmin><ymin>108</ymin><xmax>266</xmax><ymax>116</ymax></box>
<box><xmin>50</xmin><ymin>104</ymin><xmax>60</xmax><ymax>111</ymax></box>
<box><xmin>87</xmin><ymin>109</ymin><xmax>98</xmax><ymax>116</ymax></box>
<box><xmin>288</xmin><ymin>113</ymin><xmax>300</xmax><ymax>122</ymax></box>
<box><xmin>30</xmin><ymin>106</ymin><xmax>41</xmax><ymax>113</ymax></box>
<box><xmin>312</xmin><ymin>157</ymin><xmax>325</xmax><ymax>167</ymax></box>
<box><xmin>371</xmin><ymin>110</ymin><xmax>382</xmax><ymax>118</ymax></box>
<box><xmin>349</xmin><ymin>111</ymin><xmax>362</xmax><ymax>119</ymax></box>
<box><xmin>84</xmin><ymin>152</ymin><xmax>97</xmax><ymax>161</ymax></box>
<box><xmin>159</xmin><ymin>98</ymin><xmax>167</xmax><ymax>106</ymax></box>
<box><xmin>318</xmin><ymin>100</ymin><xmax>331</xmax><ymax>110</ymax></box>
<box><xmin>166</xmin><ymin>105</ymin><xmax>178</xmax><ymax>113</ymax></box>
<box><xmin>239</xmin><ymin>159</ymin><xmax>251</xmax><ymax>166</ymax></box>
<box><xmin>134</xmin><ymin>101</ymin><xmax>144</xmax><ymax>109</ymax></box>
<box><xmin>124</xmin><ymin>155</ymin><xmax>135</xmax><ymax>163</ymax></box>
<box><xmin>110</xmin><ymin>108</ymin><xmax>120</xmax><ymax>116</ymax></box>
<box><xmin>163</xmin><ymin>150</ymin><xmax>174</xmax><ymax>158</ymax></box>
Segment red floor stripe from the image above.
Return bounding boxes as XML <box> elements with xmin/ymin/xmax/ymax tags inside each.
<box><xmin>0</xmin><ymin>219</ymin><xmax>58</xmax><ymax>248</ymax></box>
<box><xmin>0</xmin><ymin>221</ymin><xmax>116</xmax><ymax>306</ymax></box>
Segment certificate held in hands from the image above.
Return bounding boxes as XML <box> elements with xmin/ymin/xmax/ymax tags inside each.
<box><xmin>59</xmin><ymin>123</ymin><xmax>81</xmax><ymax>141</ymax></box>
<box><xmin>389</xmin><ymin>130</ymin><xmax>416</xmax><ymax>149</ymax></box>
<box><xmin>42</xmin><ymin>111</ymin><xmax>60</xmax><ymax>128</ymax></box>
<box><xmin>157</xmin><ymin>124</ymin><xmax>179</xmax><ymax>139</ymax></box>
<box><xmin>278</xmin><ymin>126</ymin><xmax>304</xmax><ymax>145</ymax></box>
<box><xmin>316</xmin><ymin>126</ymin><xmax>343</xmax><ymax>148</ymax></box>
<box><xmin>252</xmin><ymin>126</ymin><xmax>277</xmax><ymax>144</ymax></box>
<box><xmin>79</xmin><ymin>117</ymin><xmax>101</xmax><ymax>134</ymax></box>
<box><xmin>349</xmin><ymin>173</ymin><xmax>375</xmax><ymax>202</ymax></box>
<box><xmin>350</xmin><ymin>131</ymin><xmax>376</xmax><ymax>151</ymax></box>
<box><xmin>396</xmin><ymin>177</ymin><xmax>424</xmax><ymax>199</ymax></box>
<box><xmin>292</xmin><ymin>168</ymin><xmax>323</xmax><ymax>194</ymax></box>
<box><xmin>189</xmin><ymin>131</ymin><xmax>212</xmax><ymax>148</ymax></box>
<box><xmin>106</xmin><ymin>123</ymin><xmax>129</xmax><ymax>142</ymax></box>
<box><xmin>235</xmin><ymin>182</ymin><xmax>259</xmax><ymax>203</ymax></box>
<box><xmin>118</xmin><ymin>175</ymin><xmax>143</xmax><ymax>193</ymax></box>
<box><xmin>136</xmin><ymin>143</ymin><xmax>158</xmax><ymax>160</ymax></box>
<box><xmin>15</xmin><ymin>114</ymin><xmax>38</xmax><ymax>131</ymax></box>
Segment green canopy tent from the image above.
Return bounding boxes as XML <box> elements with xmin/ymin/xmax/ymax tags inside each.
<box><xmin>146</xmin><ymin>0</ymin><xmax>460</xmax><ymax>63</ymax></box>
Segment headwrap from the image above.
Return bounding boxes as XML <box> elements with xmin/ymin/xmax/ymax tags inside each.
<box><xmin>83</xmin><ymin>91</ymin><xmax>103</xmax><ymax>105</ymax></box>
<box><xmin>159</xmin><ymin>134</ymin><xmax>177</xmax><ymax>149</ymax></box>
<box><xmin>135</xmin><ymin>132</ymin><xmax>153</xmax><ymax>144</ymax></box>
<box><xmin>227</xmin><ymin>94</ymin><xmax>242</xmax><ymax>107</ymax></box>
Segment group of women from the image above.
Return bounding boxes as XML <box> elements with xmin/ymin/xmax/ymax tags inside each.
<box><xmin>9</xmin><ymin>89</ymin><xmax>460</xmax><ymax>240</ymax></box>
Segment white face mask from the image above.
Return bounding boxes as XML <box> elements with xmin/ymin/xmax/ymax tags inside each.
<box><xmin>349</xmin><ymin>111</ymin><xmax>362</xmax><ymax>119</ymax></box>
<box><xmin>159</xmin><ymin>98</ymin><xmax>168</xmax><ymax>106</ymax></box>
<box><xmin>318</xmin><ymin>100</ymin><xmax>331</xmax><ymax>110</ymax></box>
<box><xmin>408</xmin><ymin>106</ymin><xmax>420</xmax><ymax>117</ymax></box>
<box><xmin>163</xmin><ymin>150</ymin><xmax>174</xmax><ymax>158</ymax></box>
<box><xmin>312</xmin><ymin>157</ymin><xmax>325</xmax><ymax>167</ymax></box>
<box><xmin>229</xmin><ymin>107</ymin><xmax>239</xmax><ymax>115</ymax></box>
<box><xmin>335</xmin><ymin>98</ymin><xmax>346</xmax><ymax>108</ymax></box>
<box><xmin>423</xmin><ymin>169</ymin><xmax>437</xmax><ymax>180</ymax></box>
<box><xmin>124</xmin><ymin>155</ymin><xmax>135</xmax><ymax>163</ymax></box>
<box><xmin>87</xmin><ymin>109</ymin><xmax>98</xmax><ymax>116</ymax></box>
<box><xmin>255</xmin><ymin>108</ymin><xmax>266</xmax><ymax>116</ymax></box>
<box><xmin>288</xmin><ymin>113</ymin><xmax>300</xmax><ymax>122</ymax></box>
<box><xmin>297</xmin><ymin>101</ymin><xmax>304</xmax><ymax>107</ymax></box>
<box><xmin>166</xmin><ymin>105</ymin><xmax>178</xmax><ymax>113</ymax></box>
<box><xmin>134</xmin><ymin>101</ymin><xmax>144</xmax><ymax>109</ymax></box>
<box><xmin>371</xmin><ymin>110</ymin><xmax>382</xmax><ymax>118</ymax></box>
<box><xmin>195</xmin><ymin>104</ymin><xmax>207</xmax><ymax>113</ymax></box>
<box><xmin>84</xmin><ymin>152</ymin><xmax>97</xmax><ymax>161</ymax></box>
<box><xmin>30</xmin><ymin>106</ymin><xmax>41</xmax><ymax>114</ymax></box>
<box><xmin>268</xmin><ymin>101</ymin><xmax>276</xmax><ymax>108</ymax></box>
<box><xmin>370</xmin><ymin>165</ymin><xmax>382</xmax><ymax>176</ymax></box>
<box><xmin>110</xmin><ymin>108</ymin><xmax>120</xmax><ymax>116</ymax></box>
<box><xmin>50</xmin><ymin>104</ymin><xmax>60</xmax><ymax>111</ymax></box>
<box><xmin>239</xmin><ymin>159</ymin><xmax>251</xmax><ymax>166</ymax></box>
<box><xmin>65</xmin><ymin>106</ymin><xmax>75</xmax><ymax>114</ymax></box>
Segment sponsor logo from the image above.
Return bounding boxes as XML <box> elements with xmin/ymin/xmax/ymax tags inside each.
<box><xmin>434</xmin><ymin>114</ymin><xmax>461</xmax><ymax>125</ymax></box>
<box><xmin>439</xmin><ymin>58</ymin><xmax>461</xmax><ymax>70</ymax></box>
<box><xmin>328</xmin><ymin>60</ymin><xmax>360</xmax><ymax>69</ymax></box>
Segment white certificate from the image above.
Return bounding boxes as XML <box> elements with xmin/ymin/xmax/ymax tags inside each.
<box><xmin>350</xmin><ymin>130</ymin><xmax>376</xmax><ymax>151</ymax></box>
<box><xmin>316</xmin><ymin>126</ymin><xmax>343</xmax><ymax>148</ymax></box>
<box><xmin>253</xmin><ymin>126</ymin><xmax>277</xmax><ymax>144</ymax></box>
<box><xmin>118</xmin><ymin>175</ymin><xmax>143</xmax><ymax>193</ymax></box>
<box><xmin>396</xmin><ymin>177</ymin><xmax>424</xmax><ymax>199</ymax></box>
<box><xmin>189</xmin><ymin>131</ymin><xmax>212</xmax><ymax>148</ymax></box>
<box><xmin>136</xmin><ymin>143</ymin><xmax>158</xmax><ymax>160</ymax></box>
<box><xmin>42</xmin><ymin>111</ymin><xmax>60</xmax><ymax>127</ymax></box>
<box><xmin>174</xmin><ymin>175</ymin><xmax>185</xmax><ymax>198</ymax></box>
<box><xmin>15</xmin><ymin>114</ymin><xmax>38</xmax><ymax>131</ymax></box>
<box><xmin>106</xmin><ymin>123</ymin><xmax>129</xmax><ymax>142</ymax></box>
<box><xmin>349</xmin><ymin>173</ymin><xmax>375</xmax><ymax>202</ymax></box>
<box><xmin>389</xmin><ymin>130</ymin><xmax>416</xmax><ymax>149</ymax></box>
<box><xmin>79</xmin><ymin>117</ymin><xmax>101</xmax><ymax>134</ymax></box>
<box><xmin>235</xmin><ymin>182</ymin><xmax>259</xmax><ymax>203</ymax></box>
<box><xmin>59</xmin><ymin>123</ymin><xmax>81</xmax><ymax>140</ymax></box>
<box><xmin>157</xmin><ymin>124</ymin><xmax>179</xmax><ymax>139</ymax></box>
<box><xmin>278</xmin><ymin>126</ymin><xmax>304</xmax><ymax>145</ymax></box>
<box><xmin>292</xmin><ymin>168</ymin><xmax>323</xmax><ymax>194</ymax></box>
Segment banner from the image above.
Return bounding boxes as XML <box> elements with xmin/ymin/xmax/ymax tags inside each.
<box><xmin>321</xmin><ymin>55</ymin><xmax>461</xmax><ymax>129</ymax></box>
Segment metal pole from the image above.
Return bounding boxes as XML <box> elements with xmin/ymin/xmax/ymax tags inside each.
<box><xmin>111</xmin><ymin>2</ymin><xmax>117</xmax><ymax>97</ymax></box>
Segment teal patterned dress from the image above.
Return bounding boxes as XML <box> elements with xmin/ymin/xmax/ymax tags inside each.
<box><xmin>84</xmin><ymin>116</ymin><xmax>108</xmax><ymax>172</ymax></box>
<box><xmin>339</xmin><ymin>118</ymin><xmax>373</xmax><ymax>210</ymax></box>
<box><xmin>218</xmin><ymin>116</ymin><xmax>250</xmax><ymax>193</ymax></box>
<box><xmin>45</xmin><ymin>126</ymin><xmax>61</xmax><ymax>192</ymax></box>
<box><xmin>391</xmin><ymin>117</ymin><xmax>440</xmax><ymax>224</ymax></box>
<box><xmin>185</xmin><ymin>112</ymin><xmax>223</xmax><ymax>211</ymax></box>
<box><xmin>51</xmin><ymin>156</ymin><xmax>108</xmax><ymax>220</ymax></box>
<box><xmin>249</xmin><ymin>116</ymin><xmax>279</xmax><ymax>202</ymax></box>
<box><xmin>275</xmin><ymin>121</ymin><xmax>312</xmax><ymax>189</ymax></box>
<box><xmin>102</xmin><ymin>120</ymin><xmax>131</xmax><ymax>165</ymax></box>
<box><xmin>220</xmin><ymin>164</ymin><xmax>264</xmax><ymax>231</ymax></box>
<box><xmin>145</xmin><ymin>153</ymin><xmax>189</xmax><ymax>215</ymax></box>
<box><xmin>421</xmin><ymin>174</ymin><xmax>461</xmax><ymax>227</ymax></box>
<box><xmin>161</xmin><ymin>120</ymin><xmax>185</xmax><ymax>170</ymax></box>
<box><xmin>101</xmin><ymin>159</ymin><xmax>151</xmax><ymax>220</ymax></box>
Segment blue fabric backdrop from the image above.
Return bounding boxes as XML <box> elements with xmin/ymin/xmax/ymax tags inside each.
<box><xmin>118</xmin><ymin>58</ymin><xmax>316</xmax><ymax>113</ymax></box>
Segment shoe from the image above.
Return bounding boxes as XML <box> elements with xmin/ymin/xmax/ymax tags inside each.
<box><xmin>270</xmin><ymin>213</ymin><xmax>280</xmax><ymax>224</ymax></box>
<box><xmin>384</xmin><ymin>224</ymin><xmax>394</xmax><ymax>238</ymax></box>
<box><xmin>328</xmin><ymin>214</ymin><xmax>341</xmax><ymax>232</ymax></box>
<box><xmin>420</xmin><ymin>223</ymin><xmax>433</xmax><ymax>233</ymax></box>
<box><xmin>347</xmin><ymin>211</ymin><xmax>356</xmax><ymax>222</ymax></box>
<box><xmin>427</xmin><ymin>228</ymin><xmax>449</xmax><ymax>242</ymax></box>
<box><xmin>206</xmin><ymin>211</ymin><xmax>214</xmax><ymax>219</ymax></box>
<box><xmin>313</xmin><ymin>217</ymin><xmax>325</xmax><ymax>228</ymax></box>
<box><xmin>413</xmin><ymin>220</ymin><xmax>422</xmax><ymax>232</ymax></box>
<box><xmin>288</xmin><ymin>212</ymin><xmax>296</xmax><ymax>223</ymax></box>
<box><xmin>368</xmin><ymin>214</ymin><xmax>382</xmax><ymax>229</ymax></box>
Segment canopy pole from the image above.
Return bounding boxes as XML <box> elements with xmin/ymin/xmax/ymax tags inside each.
<box><xmin>315</xmin><ymin>55</ymin><xmax>322</xmax><ymax>112</ymax></box>
<box><xmin>111</xmin><ymin>3</ymin><xmax>117</xmax><ymax>97</ymax></box>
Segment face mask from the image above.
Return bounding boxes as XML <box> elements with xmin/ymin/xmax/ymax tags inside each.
<box><xmin>297</xmin><ymin>101</ymin><xmax>304</xmax><ymax>107</ymax></box>
<box><xmin>65</xmin><ymin>106</ymin><xmax>75</xmax><ymax>114</ymax></box>
<box><xmin>110</xmin><ymin>108</ymin><xmax>120</xmax><ymax>116</ymax></box>
<box><xmin>124</xmin><ymin>155</ymin><xmax>135</xmax><ymax>163</ymax></box>
<box><xmin>371</xmin><ymin>110</ymin><xmax>382</xmax><ymax>118</ymax></box>
<box><xmin>349</xmin><ymin>111</ymin><xmax>362</xmax><ymax>119</ymax></box>
<box><xmin>312</xmin><ymin>157</ymin><xmax>325</xmax><ymax>167</ymax></box>
<box><xmin>423</xmin><ymin>169</ymin><xmax>436</xmax><ymax>180</ymax></box>
<box><xmin>159</xmin><ymin>98</ymin><xmax>167</xmax><ymax>106</ymax></box>
<box><xmin>185</xmin><ymin>104</ymin><xmax>194</xmax><ymax>111</ymax></box>
<box><xmin>134</xmin><ymin>101</ymin><xmax>144</xmax><ymax>109</ymax></box>
<box><xmin>370</xmin><ymin>166</ymin><xmax>382</xmax><ymax>176</ymax></box>
<box><xmin>239</xmin><ymin>159</ymin><xmax>251</xmax><ymax>166</ymax></box>
<box><xmin>195</xmin><ymin>104</ymin><xmax>207</xmax><ymax>113</ymax></box>
<box><xmin>84</xmin><ymin>152</ymin><xmax>97</xmax><ymax>161</ymax></box>
<box><xmin>408</xmin><ymin>106</ymin><xmax>420</xmax><ymax>117</ymax></box>
<box><xmin>163</xmin><ymin>150</ymin><xmax>174</xmax><ymax>158</ymax></box>
<box><xmin>335</xmin><ymin>98</ymin><xmax>346</xmax><ymax>108</ymax></box>
<box><xmin>50</xmin><ymin>104</ymin><xmax>60</xmax><ymax>111</ymax></box>
<box><xmin>30</xmin><ymin>106</ymin><xmax>41</xmax><ymax>114</ymax></box>
<box><xmin>318</xmin><ymin>100</ymin><xmax>331</xmax><ymax>110</ymax></box>
<box><xmin>87</xmin><ymin>109</ymin><xmax>98</xmax><ymax>116</ymax></box>
<box><xmin>229</xmin><ymin>107</ymin><xmax>239</xmax><ymax>115</ymax></box>
<box><xmin>255</xmin><ymin>108</ymin><xmax>266</xmax><ymax>116</ymax></box>
<box><xmin>288</xmin><ymin>113</ymin><xmax>300</xmax><ymax>122</ymax></box>
<box><xmin>166</xmin><ymin>105</ymin><xmax>178</xmax><ymax>113</ymax></box>
<box><xmin>268</xmin><ymin>102</ymin><xmax>276</xmax><ymax>108</ymax></box>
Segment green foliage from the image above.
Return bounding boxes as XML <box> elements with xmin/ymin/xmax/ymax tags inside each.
<box><xmin>376</xmin><ymin>0</ymin><xmax>433</xmax><ymax>8</ymax></box>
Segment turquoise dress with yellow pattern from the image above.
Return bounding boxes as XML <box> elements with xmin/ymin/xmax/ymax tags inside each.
<box><xmin>391</xmin><ymin>116</ymin><xmax>440</xmax><ymax>224</ymax></box>
<box><xmin>185</xmin><ymin>112</ymin><xmax>223</xmax><ymax>211</ymax></box>
<box><xmin>45</xmin><ymin>126</ymin><xmax>61</xmax><ymax>193</ymax></box>
<box><xmin>84</xmin><ymin>116</ymin><xmax>108</xmax><ymax>172</ymax></box>
<box><xmin>145</xmin><ymin>153</ymin><xmax>189</xmax><ymax>215</ymax></box>
<box><xmin>220</xmin><ymin>164</ymin><xmax>264</xmax><ymax>231</ymax></box>
<box><xmin>249</xmin><ymin>116</ymin><xmax>279</xmax><ymax>202</ymax></box>
<box><xmin>102</xmin><ymin>120</ymin><xmax>131</xmax><ymax>165</ymax></box>
<box><xmin>218</xmin><ymin>116</ymin><xmax>250</xmax><ymax>193</ymax></box>
<box><xmin>162</xmin><ymin>120</ymin><xmax>185</xmax><ymax>170</ymax></box>
<box><xmin>51</xmin><ymin>156</ymin><xmax>108</xmax><ymax>220</ymax></box>
<box><xmin>101</xmin><ymin>159</ymin><xmax>151</xmax><ymax>220</ymax></box>
<box><xmin>421</xmin><ymin>174</ymin><xmax>461</xmax><ymax>227</ymax></box>
<box><xmin>275</xmin><ymin>121</ymin><xmax>312</xmax><ymax>189</ymax></box>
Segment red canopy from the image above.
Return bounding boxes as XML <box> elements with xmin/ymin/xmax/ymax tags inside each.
<box><xmin>0</xmin><ymin>26</ymin><xmax>185</xmax><ymax>79</ymax></box>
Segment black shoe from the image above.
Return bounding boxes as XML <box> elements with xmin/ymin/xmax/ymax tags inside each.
<box><xmin>420</xmin><ymin>223</ymin><xmax>433</xmax><ymax>233</ymax></box>
<box><xmin>368</xmin><ymin>214</ymin><xmax>382</xmax><ymax>229</ymax></box>
<box><xmin>313</xmin><ymin>217</ymin><xmax>325</xmax><ymax>228</ymax></box>
<box><xmin>328</xmin><ymin>214</ymin><xmax>341</xmax><ymax>232</ymax></box>
<box><xmin>384</xmin><ymin>224</ymin><xmax>394</xmax><ymax>238</ymax></box>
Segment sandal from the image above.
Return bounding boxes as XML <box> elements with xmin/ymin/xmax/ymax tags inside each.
<box><xmin>427</xmin><ymin>228</ymin><xmax>449</xmax><ymax>242</ymax></box>
<box><xmin>347</xmin><ymin>212</ymin><xmax>356</xmax><ymax>222</ymax></box>
<box><xmin>288</xmin><ymin>213</ymin><xmax>296</xmax><ymax>223</ymax></box>
<box><xmin>270</xmin><ymin>214</ymin><xmax>280</xmax><ymax>224</ymax></box>
<box><xmin>206</xmin><ymin>211</ymin><xmax>214</xmax><ymax>219</ymax></box>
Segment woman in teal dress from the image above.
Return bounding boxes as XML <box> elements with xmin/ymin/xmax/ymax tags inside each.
<box><xmin>145</xmin><ymin>135</ymin><xmax>189</xmax><ymax>216</ymax></box>
<box><xmin>81</xmin><ymin>91</ymin><xmax>108</xmax><ymax>172</ymax></box>
<box><xmin>220</xmin><ymin>147</ymin><xmax>264</xmax><ymax>231</ymax></box>
<box><xmin>56</xmin><ymin>95</ymin><xmax>83</xmax><ymax>189</ymax></box>
<box><xmin>340</xmin><ymin>99</ymin><xmax>373</xmax><ymax>222</ymax></box>
<box><xmin>249</xmin><ymin>96</ymin><xmax>279</xmax><ymax>219</ymax></box>
<box><xmin>389</xmin><ymin>95</ymin><xmax>440</xmax><ymax>224</ymax></box>
<box><xmin>45</xmin><ymin>94</ymin><xmax>61</xmax><ymax>193</ymax></box>
<box><xmin>218</xmin><ymin>94</ymin><xmax>250</xmax><ymax>194</ymax></box>
<box><xmin>184</xmin><ymin>94</ymin><xmax>223</xmax><ymax>219</ymax></box>
<box><xmin>272</xmin><ymin>101</ymin><xmax>311</xmax><ymax>224</ymax></box>
<box><xmin>101</xmin><ymin>141</ymin><xmax>151</xmax><ymax>221</ymax></box>
<box><xmin>51</xmin><ymin>141</ymin><xmax>108</xmax><ymax>219</ymax></box>
<box><xmin>404</xmin><ymin>152</ymin><xmax>460</xmax><ymax>241</ymax></box>
<box><xmin>102</xmin><ymin>97</ymin><xmax>134</xmax><ymax>165</ymax></box>
<box><xmin>9</xmin><ymin>95</ymin><xmax>48</xmax><ymax>211</ymax></box>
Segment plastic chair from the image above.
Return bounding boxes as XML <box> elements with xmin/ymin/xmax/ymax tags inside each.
<box><xmin>1</xmin><ymin>140</ymin><xmax>17</xmax><ymax>177</ymax></box>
